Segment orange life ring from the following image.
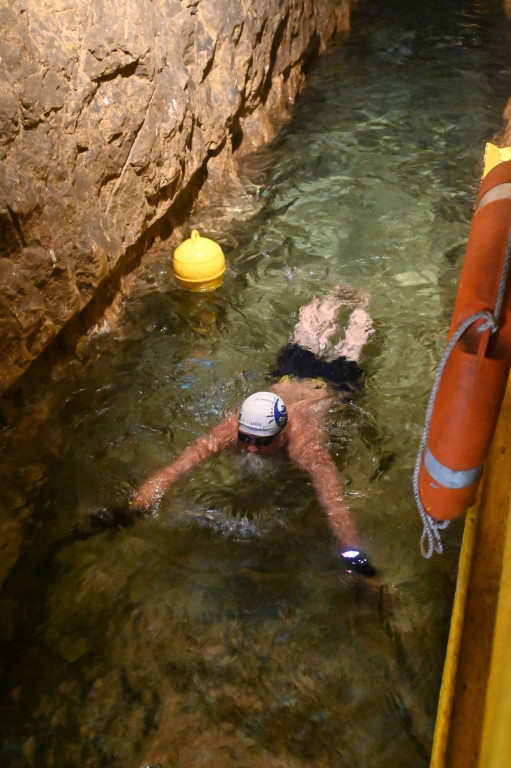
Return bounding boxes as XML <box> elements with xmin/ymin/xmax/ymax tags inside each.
<box><xmin>417</xmin><ymin>159</ymin><xmax>511</xmax><ymax>523</ymax></box>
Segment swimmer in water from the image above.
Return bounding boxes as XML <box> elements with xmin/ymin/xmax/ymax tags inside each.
<box><xmin>135</xmin><ymin>287</ymin><xmax>376</xmax><ymax>577</ymax></box>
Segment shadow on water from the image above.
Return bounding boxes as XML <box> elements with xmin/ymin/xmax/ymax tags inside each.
<box><xmin>2</xmin><ymin>0</ymin><xmax>511</xmax><ymax>765</ymax></box>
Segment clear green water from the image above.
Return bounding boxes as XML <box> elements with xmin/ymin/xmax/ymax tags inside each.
<box><xmin>1</xmin><ymin>0</ymin><xmax>511</xmax><ymax>765</ymax></box>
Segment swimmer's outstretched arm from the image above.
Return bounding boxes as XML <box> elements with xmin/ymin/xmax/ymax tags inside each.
<box><xmin>287</xmin><ymin>424</ymin><xmax>376</xmax><ymax>577</ymax></box>
<box><xmin>286</xmin><ymin>425</ymin><xmax>360</xmax><ymax>547</ymax></box>
<box><xmin>135</xmin><ymin>414</ymin><xmax>238</xmax><ymax>509</ymax></box>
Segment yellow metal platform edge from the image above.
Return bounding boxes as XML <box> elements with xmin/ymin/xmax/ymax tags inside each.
<box><xmin>429</xmin><ymin>373</ymin><xmax>511</xmax><ymax>768</ymax></box>
<box><xmin>478</xmin><ymin>485</ymin><xmax>511</xmax><ymax>767</ymax></box>
<box><xmin>429</xmin><ymin>504</ymin><xmax>479</xmax><ymax>768</ymax></box>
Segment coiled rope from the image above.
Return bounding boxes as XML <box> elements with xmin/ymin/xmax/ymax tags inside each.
<box><xmin>414</xmin><ymin>219</ymin><xmax>511</xmax><ymax>558</ymax></box>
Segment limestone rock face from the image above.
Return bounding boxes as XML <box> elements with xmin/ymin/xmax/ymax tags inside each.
<box><xmin>0</xmin><ymin>0</ymin><xmax>352</xmax><ymax>396</ymax></box>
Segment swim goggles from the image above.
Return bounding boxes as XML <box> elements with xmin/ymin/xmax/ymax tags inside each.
<box><xmin>237</xmin><ymin>431</ymin><xmax>276</xmax><ymax>447</ymax></box>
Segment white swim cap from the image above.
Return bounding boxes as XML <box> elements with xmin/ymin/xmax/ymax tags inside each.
<box><xmin>238</xmin><ymin>391</ymin><xmax>288</xmax><ymax>437</ymax></box>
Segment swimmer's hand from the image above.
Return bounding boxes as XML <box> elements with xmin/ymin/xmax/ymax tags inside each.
<box><xmin>134</xmin><ymin>475</ymin><xmax>168</xmax><ymax>510</ymax></box>
<box><xmin>340</xmin><ymin>548</ymin><xmax>376</xmax><ymax>578</ymax></box>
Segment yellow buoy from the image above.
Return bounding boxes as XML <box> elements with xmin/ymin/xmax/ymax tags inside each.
<box><xmin>172</xmin><ymin>229</ymin><xmax>225</xmax><ymax>291</ymax></box>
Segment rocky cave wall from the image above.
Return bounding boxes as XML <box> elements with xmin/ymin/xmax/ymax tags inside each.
<box><xmin>0</xmin><ymin>0</ymin><xmax>354</xmax><ymax>399</ymax></box>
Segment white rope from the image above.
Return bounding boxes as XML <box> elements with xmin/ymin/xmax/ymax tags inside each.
<box><xmin>414</xmin><ymin>221</ymin><xmax>511</xmax><ymax>558</ymax></box>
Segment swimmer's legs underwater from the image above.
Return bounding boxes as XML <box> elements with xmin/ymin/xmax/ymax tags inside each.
<box><xmin>291</xmin><ymin>287</ymin><xmax>373</xmax><ymax>363</ymax></box>
<box><xmin>274</xmin><ymin>288</ymin><xmax>374</xmax><ymax>394</ymax></box>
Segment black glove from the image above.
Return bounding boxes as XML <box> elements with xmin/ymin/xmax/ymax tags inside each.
<box><xmin>340</xmin><ymin>548</ymin><xmax>376</xmax><ymax>577</ymax></box>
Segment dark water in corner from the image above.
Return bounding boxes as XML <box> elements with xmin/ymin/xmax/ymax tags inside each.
<box><xmin>1</xmin><ymin>1</ymin><xmax>511</xmax><ymax>766</ymax></box>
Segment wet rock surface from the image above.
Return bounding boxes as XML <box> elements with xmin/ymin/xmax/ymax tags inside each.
<box><xmin>0</xmin><ymin>0</ymin><xmax>352</xmax><ymax>396</ymax></box>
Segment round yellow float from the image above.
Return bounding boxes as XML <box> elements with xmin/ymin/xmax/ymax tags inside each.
<box><xmin>172</xmin><ymin>229</ymin><xmax>226</xmax><ymax>291</ymax></box>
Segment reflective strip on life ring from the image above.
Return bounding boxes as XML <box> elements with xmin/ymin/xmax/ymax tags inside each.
<box><xmin>424</xmin><ymin>446</ymin><xmax>482</xmax><ymax>490</ymax></box>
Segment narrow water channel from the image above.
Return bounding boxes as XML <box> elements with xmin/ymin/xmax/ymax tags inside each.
<box><xmin>1</xmin><ymin>0</ymin><xmax>511</xmax><ymax>766</ymax></box>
